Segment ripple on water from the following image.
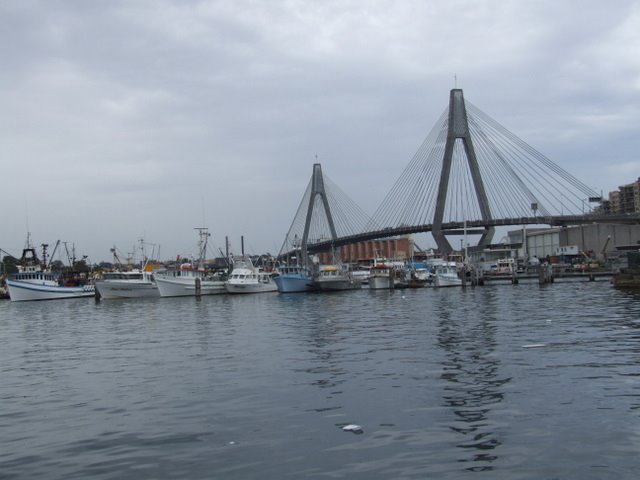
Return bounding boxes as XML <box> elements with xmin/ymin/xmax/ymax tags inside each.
<box><xmin>1</xmin><ymin>282</ymin><xmax>639</xmax><ymax>479</ymax></box>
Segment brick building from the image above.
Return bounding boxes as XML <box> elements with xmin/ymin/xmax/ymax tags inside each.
<box><xmin>316</xmin><ymin>236</ymin><xmax>413</xmax><ymax>264</ymax></box>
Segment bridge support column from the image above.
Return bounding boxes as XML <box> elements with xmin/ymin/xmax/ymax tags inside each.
<box><xmin>301</xmin><ymin>163</ymin><xmax>338</xmax><ymax>262</ymax></box>
<box><xmin>432</xmin><ymin>89</ymin><xmax>494</xmax><ymax>253</ymax></box>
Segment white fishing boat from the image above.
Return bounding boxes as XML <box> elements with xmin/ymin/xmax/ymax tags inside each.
<box><xmin>95</xmin><ymin>269</ymin><xmax>159</xmax><ymax>299</ymax></box>
<box><xmin>94</xmin><ymin>241</ymin><xmax>161</xmax><ymax>299</ymax></box>
<box><xmin>6</xmin><ymin>271</ymin><xmax>95</xmax><ymax>301</ymax></box>
<box><xmin>225</xmin><ymin>256</ymin><xmax>278</xmax><ymax>294</ymax></box>
<box><xmin>154</xmin><ymin>228</ymin><xmax>227</xmax><ymax>297</ymax></box>
<box><xmin>368</xmin><ymin>260</ymin><xmax>394</xmax><ymax>290</ymax></box>
<box><xmin>433</xmin><ymin>261</ymin><xmax>462</xmax><ymax>287</ymax></box>
<box><xmin>155</xmin><ymin>264</ymin><xmax>226</xmax><ymax>297</ymax></box>
<box><xmin>314</xmin><ymin>263</ymin><xmax>361</xmax><ymax>291</ymax></box>
<box><xmin>6</xmin><ymin>239</ymin><xmax>94</xmax><ymax>302</ymax></box>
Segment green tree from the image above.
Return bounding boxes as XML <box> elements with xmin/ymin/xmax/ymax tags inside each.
<box><xmin>49</xmin><ymin>260</ymin><xmax>66</xmax><ymax>272</ymax></box>
<box><xmin>1</xmin><ymin>255</ymin><xmax>19</xmax><ymax>275</ymax></box>
<box><xmin>72</xmin><ymin>259</ymin><xmax>89</xmax><ymax>273</ymax></box>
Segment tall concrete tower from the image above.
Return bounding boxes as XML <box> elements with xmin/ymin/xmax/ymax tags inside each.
<box><xmin>432</xmin><ymin>89</ymin><xmax>494</xmax><ymax>252</ymax></box>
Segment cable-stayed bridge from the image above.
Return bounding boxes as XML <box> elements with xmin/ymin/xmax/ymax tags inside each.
<box><xmin>280</xmin><ymin>89</ymin><xmax>639</xmax><ymax>257</ymax></box>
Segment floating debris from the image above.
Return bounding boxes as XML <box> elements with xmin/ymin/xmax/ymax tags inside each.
<box><xmin>522</xmin><ymin>343</ymin><xmax>547</xmax><ymax>348</ymax></box>
<box><xmin>342</xmin><ymin>424</ymin><xmax>364</xmax><ymax>434</ymax></box>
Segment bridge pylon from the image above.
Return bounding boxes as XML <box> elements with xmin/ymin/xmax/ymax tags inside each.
<box><xmin>301</xmin><ymin>163</ymin><xmax>338</xmax><ymax>261</ymax></box>
<box><xmin>432</xmin><ymin>89</ymin><xmax>494</xmax><ymax>253</ymax></box>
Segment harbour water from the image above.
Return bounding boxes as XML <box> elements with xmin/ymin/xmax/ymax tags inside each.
<box><xmin>1</xmin><ymin>281</ymin><xmax>639</xmax><ymax>479</ymax></box>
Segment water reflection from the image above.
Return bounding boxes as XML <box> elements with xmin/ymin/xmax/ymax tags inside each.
<box><xmin>435</xmin><ymin>289</ymin><xmax>508</xmax><ymax>472</ymax></box>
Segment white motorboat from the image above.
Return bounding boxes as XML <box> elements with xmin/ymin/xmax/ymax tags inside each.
<box><xmin>154</xmin><ymin>228</ymin><xmax>227</xmax><ymax>297</ymax></box>
<box><xmin>6</xmin><ymin>240</ymin><xmax>94</xmax><ymax>302</ymax></box>
<box><xmin>433</xmin><ymin>261</ymin><xmax>462</xmax><ymax>287</ymax></box>
<box><xmin>225</xmin><ymin>256</ymin><xmax>278</xmax><ymax>294</ymax></box>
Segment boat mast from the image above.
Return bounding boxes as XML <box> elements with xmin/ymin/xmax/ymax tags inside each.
<box><xmin>194</xmin><ymin>227</ymin><xmax>210</xmax><ymax>269</ymax></box>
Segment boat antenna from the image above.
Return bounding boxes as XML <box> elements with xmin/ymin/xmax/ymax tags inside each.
<box><xmin>194</xmin><ymin>227</ymin><xmax>210</xmax><ymax>269</ymax></box>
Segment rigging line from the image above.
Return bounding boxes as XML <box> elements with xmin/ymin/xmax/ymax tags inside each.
<box><xmin>411</xmin><ymin>141</ymin><xmax>444</xmax><ymax>224</ymax></box>
<box><xmin>421</xmin><ymin>134</ymin><xmax>448</xmax><ymax>223</ymax></box>
<box><xmin>396</xmin><ymin>140</ymin><xmax>439</xmax><ymax>226</ymax></box>
<box><xmin>458</xmin><ymin>136</ymin><xmax>483</xmax><ymax>219</ymax></box>
<box><xmin>470</xmin><ymin>116</ymin><xmax>569</xmax><ymax>215</ymax></box>
<box><xmin>461</xmin><ymin>149</ymin><xmax>482</xmax><ymax>219</ymax></box>
<box><xmin>484</xmin><ymin>135</ymin><xmax>559</xmax><ymax>211</ymax></box>
<box><xmin>471</xmin><ymin>124</ymin><xmax>531</xmax><ymax>217</ymax></box>
<box><xmin>468</xmin><ymin>103</ymin><xmax>598</xmax><ymax>196</ymax></box>
<box><xmin>485</xmin><ymin>132</ymin><xmax>568</xmax><ymax>215</ymax></box>
<box><xmin>475</xmin><ymin>135</ymin><xmax>521</xmax><ymax>218</ymax></box>
<box><xmin>379</xmin><ymin>142</ymin><xmax>432</xmax><ymax>221</ymax></box>
<box><xmin>285</xmin><ymin>179</ymin><xmax>313</xmax><ymax>231</ymax></box>
<box><xmin>324</xmin><ymin>175</ymin><xmax>372</xmax><ymax>224</ymax></box>
<box><xmin>370</xmin><ymin>110</ymin><xmax>448</xmax><ymax>228</ymax></box>
<box><xmin>478</xmin><ymin>119</ymin><xmax>563</xmax><ymax>197</ymax></box>
<box><xmin>414</xmin><ymin>147</ymin><xmax>442</xmax><ymax>226</ymax></box>
<box><xmin>470</xmin><ymin>114</ymin><xmax>564</xmax><ymax>201</ymax></box>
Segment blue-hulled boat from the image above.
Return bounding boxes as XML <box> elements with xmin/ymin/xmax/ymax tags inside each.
<box><xmin>274</xmin><ymin>265</ymin><xmax>316</xmax><ymax>293</ymax></box>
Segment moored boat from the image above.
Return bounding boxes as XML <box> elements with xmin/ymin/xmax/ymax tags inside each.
<box><xmin>154</xmin><ymin>228</ymin><xmax>227</xmax><ymax>297</ymax></box>
<box><xmin>314</xmin><ymin>263</ymin><xmax>361</xmax><ymax>291</ymax></box>
<box><xmin>274</xmin><ymin>264</ymin><xmax>315</xmax><ymax>293</ymax></box>
<box><xmin>95</xmin><ymin>269</ymin><xmax>159</xmax><ymax>299</ymax></box>
<box><xmin>94</xmin><ymin>241</ymin><xmax>161</xmax><ymax>299</ymax></box>
<box><xmin>154</xmin><ymin>264</ymin><xmax>226</xmax><ymax>297</ymax></box>
<box><xmin>6</xmin><ymin>240</ymin><xmax>94</xmax><ymax>302</ymax></box>
<box><xmin>6</xmin><ymin>272</ymin><xmax>95</xmax><ymax>301</ymax></box>
<box><xmin>433</xmin><ymin>261</ymin><xmax>462</xmax><ymax>287</ymax></box>
<box><xmin>368</xmin><ymin>260</ymin><xmax>394</xmax><ymax>290</ymax></box>
<box><xmin>225</xmin><ymin>256</ymin><xmax>278</xmax><ymax>294</ymax></box>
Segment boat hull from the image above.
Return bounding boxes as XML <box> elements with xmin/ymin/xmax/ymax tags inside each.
<box><xmin>95</xmin><ymin>281</ymin><xmax>160</xmax><ymax>299</ymax></box>
<box><xmin>274</xmin><ymin>274</ymin><xmax>315</xmax><ymax>293</ymax></box>
<box><xmin>6</xmin><ymin>280</ymin><xmax>95</xmax><ymax>302</ymax></box>
<box><xmin>225</xmin><ymin>281</ymin><xmax>278</xmax><ymax>294</ymax></box>
<box><xmin>368</xmin><ymin>275</ymin><xmax>394</xmax><ymax>290</ymax></box>
<box><xmin>433</xmin><ymin>274</ymin><xmax>462</xmax><ymax>287</ymax></box>
<box><xmin>154</xmin><ymin>277</ymin><xmax>226</xmax><ymax>297</ymax></box>
<box><xmin>316</xmin><ymin>278</ymin><xmax>361</xmax><ymax>291</ymax></box>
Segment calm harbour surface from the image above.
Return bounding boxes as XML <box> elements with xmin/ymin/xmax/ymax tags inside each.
<box><xmin>1</xmin><ymin>281</ymin><xmax>639</xmax><ymax>479</ymax></box>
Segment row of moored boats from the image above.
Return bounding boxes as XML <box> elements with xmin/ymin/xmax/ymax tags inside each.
<box><xmin>2</xmin><ymin>232</ymin><xmax>465</xmax><ymax>302</ymax></box>
<box><xmin>3</xmin><ymin>258</ymin><xmax>463</xmax><ymax>302</ymax></box>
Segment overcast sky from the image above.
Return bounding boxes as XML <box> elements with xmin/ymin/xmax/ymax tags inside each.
<box><xmin>1</xmin><ymin>0</ymin><xmax>639</xmax><ymax>263</ymax></box>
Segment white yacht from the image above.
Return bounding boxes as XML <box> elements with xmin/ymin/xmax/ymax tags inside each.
<box><xmin>225</xmin><ymin>256</ymin><xmax>278</xmax><ymax>294</ymax></box>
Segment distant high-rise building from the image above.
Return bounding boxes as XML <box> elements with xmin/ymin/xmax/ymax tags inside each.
<box><xmin>605</xmin><ymin>178</ymin><xmax>640</xmax><ymax>214</ymax></box>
